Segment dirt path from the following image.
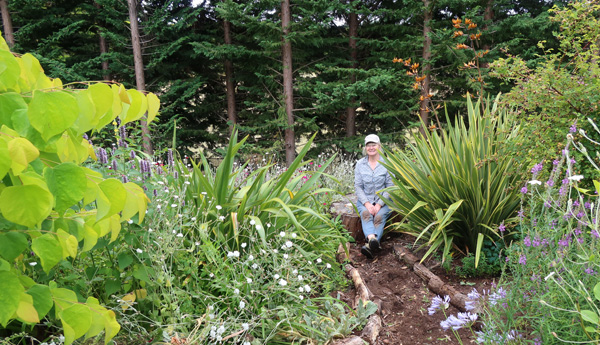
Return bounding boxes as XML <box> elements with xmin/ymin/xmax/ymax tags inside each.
<box><xmin>337</xmin><ymin>232</ymin><xmax>494</xmax><ymax>345</ymax></box>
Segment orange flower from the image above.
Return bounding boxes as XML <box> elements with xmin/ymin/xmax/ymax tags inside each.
<box><xmin>415</xmin><ymin>75</ymin><xmax>426</xmax><ymax>82</ymax></box>
<box><xmin>392</xmin><ymin>57</ymin><xmax>402</xmax><ymax>63</ymax></box>
<box><xmin>456</xmin><ymin>43</ymin><xmax>469</xmax><ymax>49</ymax></box>
<box><xmin>411</xmin><ymin>63</ymin><xmax>420</xmax><ymax>70</ymax></box>
<box><xmin>468</xmin><ymin>23</ymin><xmax>477</xmax><ymax>29</ymax></box>
<box><xmin>470</xmin><ymin>33</ymin><xmax>481</xmax><ymax>40</ymax></box>
<box><xmin>412</xmin><ymin>82</ymin><xmax>420</xmax><ymax>90</ymax></box>
<box><xmin>453</xmin><ymin>31</ymin><xmax>464</xmax><ymax>38</ymax></box>
<box><xmin>464</xmin><ymin>18</ymin><xmax>472</xmax><ymax>25</ymax></box>
<box><xmin>452</xmin><ymin>18</ymin><xmax>462</xmax><ymax>25</ymax></box>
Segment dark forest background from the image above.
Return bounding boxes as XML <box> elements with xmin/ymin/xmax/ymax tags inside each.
<box><xmin>0</xmin><ymin>0</ymin><xmax>567</xmax><ymax>161</ymax></box>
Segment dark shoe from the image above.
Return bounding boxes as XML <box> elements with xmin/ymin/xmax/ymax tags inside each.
<box><xmin>361</xmin><ymin>245</ymin><xmax>374</xmax><ymax>259</ymax></box>
<box><xmin>369</xmin><ymin>237</ymin><xmax>381</xmax><ymax>253</ymax></box>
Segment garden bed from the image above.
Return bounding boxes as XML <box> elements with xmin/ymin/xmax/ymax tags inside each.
<box><xmin>335</xmin><ymin>232</ymin><xmax>495</xmax><ymax>345</ymax></box>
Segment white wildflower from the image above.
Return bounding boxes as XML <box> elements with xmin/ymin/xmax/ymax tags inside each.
<box><xmin>247</xmin><ymin>278</ymin><xmax>253</xmax><ymax>283</ymax></box>
<box><xmin>267</xmin><ymin>223</ymin><xmax>271</xmax><ymax>228</ymax></box>
<box><xmin>234</xmin><ymin>288</ymin><xmax>240</xmax><ymax>294</ymax></box>
<box><xmin>176</xmin><ymin>233</ymin><xmax>183</xmax><ymax>237</ymax></box>
<box><xmin>569</xmin><ymin>175</ymin><xmax>584</xmax><ymax>182</ymax></box>
<box><xmin>239</xmin><ymin>301</ymin><xmax>245</xmax><ymax>309</ymax></box>
<box><xmin>299</xmin><ymin>287</ymin><xmax>304</xmax><ymax>293</ymax></box>
<box><xmin>279</xmin><ymin>279</ymin><xmax>287</xmax><ymax>286</ymax></box>
<box><xmin>285</xmin><ymin>241</ymin><xmax>293</xmax><ymax>248</ymax></box>
<box><xmin>297</xmin><ymin>275</ymin><xmax>303</xmax><ymax>281</ymax></box>
<box><xmin>248</xmin><ymin>255</ymin><xmax>254</xmax><ymax>261</ymax></box>
<box><xmin>283</xmin><ymin>254</ymin><xmax>289</xmax><ymax>259</ymax></box>
<box><xmin>274</xmin><ymin>274</ymin><xmax>280</xmax><ymax>280</ymax></box>
<box><xmin>171</xmin><ymin>204</ymin><xmax>178</xmax><ymax>207</ymax></box>
<box><xmin>219</xmin><ymin>216</ymin><xmax>225</xmax><ymax>221</ymax></box>
<box><xmin>242</xmin><ymin>323</ymin><xmax>249</xmax><ymax>331</ymax></box>
<box><xmin>136</xmin><ymin>248</ymin><xmax>143</xmax><ymax>254</ymax></box>
<box><xmin>316</xmin><ymin>258</ymin><xmax>322</xmax><ymax>263</ymax></box>
<box><xmin>304</xmin><ymin>285</ymin><xmax>311</xmax><ymax>292</ymax></box>
<box><xmin>280</xmin><ymin>231</ymin><xmax>286</xmax><ymax>237</ymax></box>
<box><xmin>148</xmin><ymin>228</ymin><xmax>153</xmax><ymax>232</ymax></box>
<box><xmin>528</xmin><ymin>180</ymin><xmax>542</xmax><ymax>185</ymax></box>
<box><xmin>241</xmin><ymin>243</ymin><xmax>247</xmax><ymax>248</ymax></box>
<box><xmin>216</xmin><ymin>205</ymin><xmax>222</xmax><ymax>210</ymax></box>
<box><xmin>252</xmin><ymin>263</ymin><xmax>258</xmax><ymax>269</ymax></box>
<box><xmin>326</xmin><ymin>263</ymin><xmax>332</xmax><ymax>269</ymax></box>
<box><xmin>291</xmin><ymin>233</ymin><xmax>297</xmax><ymax>238</ymax></box>
<box><xmin>29</xmin><ymin>262</ymin><xmax>37</xmax><ymax>266</ymax></box>
<box><xmin>127</xmin><ymin>219</ymin><xmax>133</xmax><ymax>224</ymax></box>
<box><xmin>191</xmin><ymin>217</ymin><xmax>196</xmax><ymax>221</ymax></box>
<box><xmin>250</xmin><ymin>219</ymin><xmax>256</xmax><ymax>225</ymax></box>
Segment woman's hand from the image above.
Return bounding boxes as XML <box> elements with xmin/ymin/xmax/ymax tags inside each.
<box><xmin>365</xmin><ymin>202</ymin><xmax>381</xmax><ymax>216</ymax></box>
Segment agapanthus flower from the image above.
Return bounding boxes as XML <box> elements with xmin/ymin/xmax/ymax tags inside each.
<box><xmin>428</xmin><ymin>295</ymin><xmax>450</xmax><ymax>315</ymax></box>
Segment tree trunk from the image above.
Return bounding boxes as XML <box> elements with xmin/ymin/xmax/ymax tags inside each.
<box><xmin>346</xmin><ymin>11</ymin><xmax>358</xmax><ymax>138</ymax></box>
<box><xmin>0</xmin><ymin>0</ymin><xmax>14</xmax><ymax>48</ymax></box>
<box><xmin>483</xmin><ymin>0</ymin><xmax>494</xmax><ymax>52</ymax></box>
<box><xmin>94</xmin><ymin>2</ymin><xmax>110</xmax><ymax>81</ymax></box>
<box><xmin>223</xmin><ymin>17</ymin><xmax>237</xmax><ymax>135</ymax></box>
<box><xmin>419</xmin><ymin>0</ymin><xmax>432</xmax><ymax>134</ymax></box>
<box><xmin>281</xmin><ymin>0</ymin><xmax>295</xmax><ymax>167</ymax></box>
<box><xmin>127</xmin><ymin>0</ymin><xmax>153</xmax><ymax>155</ymax></box>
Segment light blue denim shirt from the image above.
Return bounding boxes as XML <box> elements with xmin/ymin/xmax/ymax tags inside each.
<box><xmin>354</xmin><ymin>156</ymin><xmax>393</xmax><ymax>206</ymax></box>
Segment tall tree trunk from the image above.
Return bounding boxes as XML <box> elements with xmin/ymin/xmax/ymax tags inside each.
<box><xmin>223</xmin><ymin>18</ymin><xmax>237</xmax><ymax>135</ymax></box>
<box><xmin>0</xmin><ymin>0</ymin><xmax>14</xmax><ymax>48</ymax></box>
<box><xmin>281</xmin><ymin>0</ymin><xmax>295</xmax><ymax>167</ymax></box>
<box><xmin>127</xmin><ymin>0</ymin><xmax>153</xmax><ymax>155</ymax></box>
<box><xmin>346</xmin><ymin>11</ymin><xmax>358</xmax><ymax>138</ymax></box>
<box><xmin>483</xmin><ymin>0</ymin><xmax>493</xmax><ymax>52</ymax></box>
<box><xmin>94</xmin><ymin>2</ymin><xmax>110</xmax><ymax>81</ymax></box>
<box><xmin>419</xmin><ymin>0</ymin><xmax>432</xmax><ymax>134</ymax></box>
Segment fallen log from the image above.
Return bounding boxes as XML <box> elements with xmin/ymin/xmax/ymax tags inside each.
<box><xmin>345</xmin><ymin>264</ymin><xmax>372</xmax><ymax>309</ymax></box>
<box><xmin>331</xmin><ymin>335</ymin><xmax>366</xmax><ymax>345</ymax></box>
<box><xmin>360</xmin><ymin>314</ymin><xmax>382</xmax><ymax>344</ymax></box>
<box><xmin>337</xmin><ymin>242</ymin><xmax>351</xmax><ymax>263</ymax></box>
<box><xmin>393</xmin><ymin>244</ymin><xmax>471</xmax><ymax>312</ymax></box>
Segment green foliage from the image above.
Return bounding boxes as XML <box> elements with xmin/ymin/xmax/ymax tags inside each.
<box><xmin>455</xmin><ymin>252</ymin><xmax>501</xmax><ymax>278</ymax></box>
<box><xmin>481</xmin><ymin>130</ymin><xmax>600</xmax><ymax>343</ymax></box>
<box><xmin>489</xmin><ymin>1</ymin><xmax>600</xmax><ymax>185</ymax></box>
<box><xmin>178</xmin><ymin>129</ymin><xmax>345</xmax><ymax>251</ymax></box>
<box><xmin>0</xmin><ymin>35</ymin><xmax>159</xmax><ymax>344</ymax></box>
<box><xmin>381</xmin><ymin>95</ymin><xmax>523</xmax><ymax>265</ymax></box>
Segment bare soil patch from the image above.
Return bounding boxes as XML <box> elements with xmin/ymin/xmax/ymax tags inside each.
<box><xmin>336</xmin><ymin>232</ymin><xmax>496</xmax><ymax>345</ymax></box>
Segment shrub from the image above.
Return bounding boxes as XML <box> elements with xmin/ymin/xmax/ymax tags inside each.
<box><xmin>381</xmin><ymin>95</ymin><xmax>523</xmax><ymax>264</ymax></box>
<box><xmin>0</xmin><ymin>36</ymin><xmax>159</xmax><ymax>343</ymax></box>
<box><xmin>480</xmin><ymin>123</ymin><xmax>600</xmax><ymax>343</ymax></box>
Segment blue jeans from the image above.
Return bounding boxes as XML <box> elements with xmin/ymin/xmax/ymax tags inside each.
<box><xmin>356</xmin><ymin>202</ymin><xmax>391</xmax><ymax>241</ymax></box>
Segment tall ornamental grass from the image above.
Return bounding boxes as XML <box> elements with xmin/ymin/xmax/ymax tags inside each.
<box><xmin>175</xmin><ymin>130</ymin><xmax>346</xmax><ymax>253</ymax></box>
<box><xmin>381</xmin><ymin>95</ymin><xmax>523</xmax><ymax>263</ymax></box>
<box><xmin>478</xmin><ymin>121</ymin><xmax>600</xmax><ymax>343</ymax></box>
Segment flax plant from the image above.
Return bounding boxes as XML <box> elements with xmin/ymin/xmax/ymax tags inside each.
<box><xmin>381</xmin><ymin>95</ymin><xmax>523</xmax><ymax>264</ymax></box>
<box><xmin>175</xmin><ymin>129</ymin><xmax>345</xmax><ymax>254</ymax></box>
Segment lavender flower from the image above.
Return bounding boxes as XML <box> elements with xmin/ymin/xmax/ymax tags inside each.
<box><xmin>111</xmin><ymin>159</ymin><xmax>118</xmax><ymax>171</ymax></box>
<box><xmin>523</xmin><ymin>235</ymin><xmax>531</xmax><ymax>247</ymax></box>
<box><xmin>97</xmin><ymin>148</ymin><xmax>108</xmax><ymax>165</ymax></box>
<box><xmin>428</xmin><ymin>295</ymin><xmax>450</xmax><ymax>315</ymax></box>
<box><xmin>531</xmin><ymin>162</ymin><xmax>543</xmax><ymax>177</ymax></box>
<box><xmin>130</xmin><ymin>150</ymin><xmax>136</xmax><ymax>159</ymax></box>
<box><xmin>440</xmin><ymin>314</ymin><xmax>466</xmax><ymax>330</ymax></box>
<box><xmin>168</xmin><ymin>149</ymin><xmax>174</xmax><ymax>167</ymax></box>
<box><xmin>518</xmin><ymin>255</ymin><xmax>527</xmax><ymax>266</ymax></box>
<box><xmin>570</xmin><ymin>123</ymin><xmax>577</xmax><ymax>133</ymax></box>
<box><xmin>498</xmin><ymin>223</ymin><xmax>506</xmax><ymax>233</ymax></box>
<box><xmin>488</xmin><ymin>287</ymin><xmax>507</xmax><ymax>305</ymax></box>
<box><xmin>520</xmin><ymin>186</ymin><xmax>528</xmax><ymax>194</ymax></box>
<box><xmin>122</xmin><ymin>175</ymin><xmax>128</xmax><ymax>183</ymax></box>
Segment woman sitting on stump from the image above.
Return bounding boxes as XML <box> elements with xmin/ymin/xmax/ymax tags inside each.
<box><xmin>354</xmin><ymin>134</ymin><xmax>393</xmax><ymax>259</ymax></box>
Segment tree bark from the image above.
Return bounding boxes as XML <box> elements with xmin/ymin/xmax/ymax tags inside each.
<box><xmin>0</xmin><ymin>0</ymin><xmax>14</xmax><ymax>48</ymax></box>
<box><xmin>346</xmin><ymin>11</ymin><xmax>358</xmax><ymax>138</ymax></box>
<box><xmin>419</xmin><ymin>0</ymin><xmax>432</xmax><ymax>134</ymax></box>
<box><xmin>223</xmin><ymin>17</ymin><xmax>237</xmax><ymax>135</ymax></box>
<box><xmin>281</xmin><ymin>0</ymin><xmax>295</xmax><ymax>167</ymax></box>
<box><xmin>94</xmin><ymin>2</ymin><xmax>110</xmax><ymax>81</ymax></box>
<box><xmin>483</xmin><ymin>0</ymin><xmax>494</xmax><ymax>52</ymax></box>
<box><xmin>127</xmin><ymin>0</ymin><xmax>153</xmax><ymax>155</ymax></box>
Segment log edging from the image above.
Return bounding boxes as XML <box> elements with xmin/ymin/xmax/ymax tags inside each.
<box><xmin>392</xmin><ymin>244</ymin><xmax>476</xmax><ymax>313</ymax></box>
<box><xmin>331</xmin><ymin>243</ymin><xmax>379</xmax><ymax>345</ymax></box>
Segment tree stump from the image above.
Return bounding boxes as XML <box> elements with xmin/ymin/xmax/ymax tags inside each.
<box><xmin>330</xmin><ymin>194</ymin><xmax>364</xmax><ymax>242</ymax></box>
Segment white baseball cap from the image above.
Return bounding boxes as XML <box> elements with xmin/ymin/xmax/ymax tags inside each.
<box><xmin>364</xmin><ymin>134</ymin><xmax>380</xmax><ymax>145</ymax></box>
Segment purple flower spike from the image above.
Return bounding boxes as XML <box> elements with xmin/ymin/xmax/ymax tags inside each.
<box><xmin>521</xmin><ymin>186</ymin><xmax>528</xmax><ymax>194</ymax></box>
<box><xmin>498</xmin><ymin>223</ymin><xmax>506</xmax><ymax>232</ymax></box>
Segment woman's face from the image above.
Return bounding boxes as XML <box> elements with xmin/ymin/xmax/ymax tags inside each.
<box><xmin>365</xmin><ymin>142</ymin><xmax>379</xmax><ymax>156</ymax></box>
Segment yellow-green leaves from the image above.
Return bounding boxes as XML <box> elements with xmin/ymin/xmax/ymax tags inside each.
<box><xmin>0</xmin><ymin>43</ymin><xmax>160</xmax><ymax>345</ymax></box>
<box><xmin>44</xmin><ymin>163</ymin><xmax>87</xmax><ymax>215</ymax></box>
<box><xmin>28</xmin><ymin>90</ymin><xmax>78</xmax><ymax>141</ymax></box>
<box><xmin>147</xmin><ymin>92</ymin><xmax>160</xmax><ymax>123</ymax></box>
<box><xmin>0</xmin><ymin>271</ymin><xmax>24</xmax><ymax>327</ymax></box>
<box><xmin>8</xmin><ymin>137</ymin><xmax>39</xmax><ymax>175</ymax></box>
<box><xmin>31</xmin><ymin>234</ymin><xmax>63</xmax><ymax>273</ymax></box>
<box><xmin>0</xmin><ymin>185</ymin><xmax>53</xmax><ymax>227</ymax></box>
